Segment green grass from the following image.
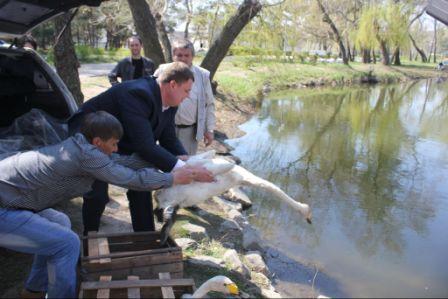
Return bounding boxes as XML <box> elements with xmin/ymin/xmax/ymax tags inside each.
<box><xmin>39</xmin><ymin>46</ymin><xmax>129</xmax><ymax>64</ymax></box>
<box><xmin>211</xmin><ymin>56</ymin><xmax>445</xmax><ymax>101</ymax></box>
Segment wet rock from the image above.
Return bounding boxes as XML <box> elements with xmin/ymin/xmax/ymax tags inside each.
<box><xmin>261</xmin><ymin>287</ymin><xmax>282</xmax><ymax>298</ymax></box>
<box><xmin>187</xmin><ymin>256</ymin><xmax>224</xmax><ymax>269</ymax></box>
<box><xmin>227</xmin><ymin>209</ymin><xmax>246</xmax><ymax>225</ymax></box>
<box><xmin>210</xmin><ymin>196</ymin><xmax>242</xmax><ymax>212</ymax></box>
<box><xmin>262</xmin><ymin>84</ymin><xmax>271</xmax><ymax>95</ymax></box>
<box><xmin>245</xmin><ymin>251</ymin><xmax>268</xmax><ymax>275</ymax></box>
<box><xmin>181</xmin><ymin>223</ymin><xmax>208</xmax><ymax>241</ymax></box>
<box><xmin>251</xmin><ymin>272</ymin><xmax>271</xmax><ymax>288</ymax></box>
<box><xmin>222</xmin><ymin>242</ymin><xmax>235</xmax><ymax>249</ymax></box>
<box><xmin>251</xmin><ymin>272</ymin><xmax>281</xmax><ymax>298</ymax></box>
<box><xmin>242</xmin><ymin>227</ymin><xmax>263</xmax><ymax>251</ymax></box>
<box><xmin>223</xmin><ymin>249</ymin><xmax>251</xmax><ymax>278</ymax></box>
<box><xmin>197</xmin><ymin>209</ymin><xmax>209</xmax><ymax>217</ymax></box>
<box><xmin>223</xmin><ymin>187</ymin><xmax>252</xmax><ymax>210</ymax></box>
<box><xmin>220</xmin><ymin>219</ymin><xmax>242</xmax><ymax>232</ymax></box>
<box><xmin>174</xmin><ymin>238</ymin><xmax>198</xmax><ymax>250</ymax></box>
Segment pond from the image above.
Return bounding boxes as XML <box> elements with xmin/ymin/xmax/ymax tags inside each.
<box><xmin>227</xmin><ymin>79</ymin><xmax>448</xmax><ymax>298</ymax></box>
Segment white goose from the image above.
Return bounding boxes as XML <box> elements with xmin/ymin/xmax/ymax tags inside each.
<box><xmin>155</xmin><ymin>150</ymin><xmax>312</xmax><ymax>243</ymax></box>
<box><xmin>181</xmin><ymin>275</ymin><xmax>239</xmax><ymax>298</ymax></box>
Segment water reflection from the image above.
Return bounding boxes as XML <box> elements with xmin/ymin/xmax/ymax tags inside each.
<box><xmin>228</xmin><ymin>79</ymin><xmax>448</xmax><ymax>297</ymax></box>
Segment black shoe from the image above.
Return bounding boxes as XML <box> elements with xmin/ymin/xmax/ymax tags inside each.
<box><xmin>154</xmin><ymin>207</ymin><xmax>164</xmax><ymax>223</ymax></box>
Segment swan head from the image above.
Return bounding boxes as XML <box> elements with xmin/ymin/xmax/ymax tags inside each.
<box><xmin>183</xmin><ymin>275</ymin><xmax>239</xmax><ymax>298</ymax></box>
<box><xmin>204</xmin><ymin>275</ymin><xmax>239</xmax><ymax>295</ymax></box>
<box><xmin>292</xmin><ymin>201</ymin><xmax>312</xmax><ymax>224</ymax></box>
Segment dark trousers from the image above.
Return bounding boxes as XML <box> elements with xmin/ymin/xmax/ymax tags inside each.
<box><xmin>82</xmin><ymin>180</ymin><xmax>155</xmax><ymax>235</ymax></box>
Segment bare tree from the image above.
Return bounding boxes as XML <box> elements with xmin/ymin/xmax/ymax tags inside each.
<box><xmin>316</xmin><ymin>0</ymin><xmax>349</xmax><ymax>65</ymax></box>
<box><xmin>184</xmin><ymin>0</ymin><xmax>192</xmax><ymax>38</ymax></box>
<box><xmin>127</xmin><ymin>0</ymin><xmax>165</xmax><ymax>67</ymax></box>
<box><xmin>201</xmin><ymin>0</ymin><xmax>263</xmax><ymax>80</ymax></box>
<box><xmin>408</xmin><ymin>8</ymin><xmax>427</xmax><ymax>62</ymax></box>
<box><xmin>54</xmin><ymin>12</ymin><xmax>84</xmax><ymax>106</ymax></box>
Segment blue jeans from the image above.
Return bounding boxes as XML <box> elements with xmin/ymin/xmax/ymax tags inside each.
<box><xmin>0</xmin><ymin>208</ymin><xmax>80</xmax><ymax>298</ymax></box>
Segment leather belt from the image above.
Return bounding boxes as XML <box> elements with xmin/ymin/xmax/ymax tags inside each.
<box><xmin>175</xmin><ymin>123</ymin><xmax>196</xmax><ymax>128</ymax></box>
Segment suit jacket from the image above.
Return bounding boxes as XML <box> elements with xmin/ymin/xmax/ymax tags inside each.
<box><xmin>108</xmin><ymin>56</ymin><xmax>155</xmax><ymax>85</ymax></box>
<box><xmin>71</xmin><ymin>77</ymin><xmax>187</xmax><ymax>172</ymax></box>
<box><xmin>0</xmin><ymin>133</ymin><xmax>172</xmax><ymax>211</ymax></box>
<box><xmin>155</xmin><ymin>64</ymin><xmax>215</xmax><ymax>141</ymax></box>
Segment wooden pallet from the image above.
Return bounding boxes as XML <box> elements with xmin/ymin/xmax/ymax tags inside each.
<box><xmin>79</xmin><ymin>273</ymin><xmax>196</xmax><ymax>299</ymax></box>
<box><xmin>80</xmin><ymin>231</ymin><xmax>183</xmax><ymax>281</ymax></box>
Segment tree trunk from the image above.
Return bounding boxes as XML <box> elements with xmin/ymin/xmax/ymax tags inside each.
<box><xmin>379</xmin><ymin>40</ymin><xmax>390</xmax><ymax>65</ymax></box>
<box><xmin>352</xmin><ymin>46</ymin><xmax>356</xmax><ymax>62</ymax></box>
<box><xmin>184</xmin><ymin>0</ymin><xmax>192</xmax><ymax>39</ymax></box>
<box><xmin>433</xmin><ymin>19</ymin><xmax>437</xmax><ymax>63</ymax></box>
<box><xmin>346</xmin><ymin>38</ymin><xmax>353</xmax><ymax>61</ymax></box>
<box><xmin>53</xmin><ymin>12</ymin><xmax>84</xmax><ymax>106</ymax></box>
<box><xmin>362</xmin><ymin>48</ymin><xmax>371</xmax><ymax>63</ymax></box>
<box><xmin>127</xmin><ymin>0</ymin><xmax>165</xmax><ymax>67</ymax></box>
<box><xmin>409</xmin><ymin>33</ymin><xmax>427</xmax><ymax>62</ymax></box>
<box><xmin>316</xmin><ymin>0</ymin><xmax>349</xmax><ymax>65</ymax></box>
<box><xmin>392</xmin><ymin>47</ymin><xmax>401</xmax><ymax>66</ymax></box>
<box><xmin>154</xmin><ymin>12</ymin><xmax>173</xmax><ymax>62</ymax></box>
<box><xmin>201</xmin><ymin>0</ymin><xmax>262</xmax><ymax>80</ymax></box>
<box><xmin>372</xmin><ymin>49</ymin><xmax>377</xmax><ymax>64</ymax></box>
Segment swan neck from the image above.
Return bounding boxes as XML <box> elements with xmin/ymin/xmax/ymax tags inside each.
<box><xmin>191</xmin><ymin>282</ymin><xmax>211</xmax><ymax>298</ymax></box>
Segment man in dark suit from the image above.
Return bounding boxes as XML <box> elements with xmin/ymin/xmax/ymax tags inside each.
<box><xmin>69</xmin><ymin>62</ymin><xmax>210</xmax><ymax>234</ymax></box>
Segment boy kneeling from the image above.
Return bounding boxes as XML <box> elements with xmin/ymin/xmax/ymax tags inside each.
<box><xmin>0</xmin><ymin>111</ymin><xmax>213</xmax><ymax>298</ymax></box>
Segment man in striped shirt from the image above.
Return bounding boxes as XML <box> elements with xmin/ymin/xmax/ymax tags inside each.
<box><xmin>0</xmin><ymin>111</ymin><xmax>213</xmax><ymax>298</ymax></box>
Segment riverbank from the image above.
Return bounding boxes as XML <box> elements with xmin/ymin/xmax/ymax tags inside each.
<box><xmin>215</xmin><ymin>57</ymin><xmax>448</xmax><ymax>101</ymax></box>
<box><xmin>1</xmin><ymin>60</ymin><xmax>446</xmax><ymax>298</ymax></box>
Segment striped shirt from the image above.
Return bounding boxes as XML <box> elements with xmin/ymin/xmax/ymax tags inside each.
<box><xmin>0</xmin><ymin>134</ymin><xmax>172</xmax><ymax>211</ymax></box>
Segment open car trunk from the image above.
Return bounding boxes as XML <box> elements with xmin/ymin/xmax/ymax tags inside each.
<box><xmin>0</xmin><ymin>47</ymin><xmax>76</xmax><ymax>156</ymax></box>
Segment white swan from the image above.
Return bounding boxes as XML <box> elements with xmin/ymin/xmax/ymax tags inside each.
<box><xmin>155</xmin><ymin>150</ymin><xmax>312</xmax><ymax>244</ymax></box>
<box><xmin>156</xmin><ymin>150</ymin><xmax>312</xmax><ymax>221</ymax></box>
<box><xmin>181</xmin><ymin>275</ymin><xmax>239</xmax><ymax>298</ymax></box>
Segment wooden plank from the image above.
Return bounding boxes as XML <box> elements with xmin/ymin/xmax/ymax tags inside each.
<box><xmin>159</xmin><ymin>273</ymin><xmax>175</xmax><ymax>299</ymax></box>
<box><xmin>97</xmin><ymin>238</ymin><xmax>111</xmax><ymax>264</ymax></box>
<box><xmin>81</xmin><ymin>278</ymin><xmax>196</xmax><ymax>290</ymax></box>
<box><xmin>87</xmin><ymin>231</ymin><xmax>100</xmax><ymax>264</ymax></box>
<box><xmin>81</xmin><ymin>231</ymin><xmax>160</xmax><ymax>240</ymax></box>
<box><xmin>81</xmin><ymin>232</ymin><xmax>179</xmax><ymax>248</ymax></box>
<box><xmin>96</xmin><ymin>276</ymin><xmax>112</xmax><ymax>299</ymax></box>
<box><xmin>82</xmin><ymin>261</ymin><xmax>183</xmax><ymax>280</ymax></box>
<box><xmin>82</xmin><ymin>251</ymin><xmax>182</xmax><ymax>271</ymax></box>
<box><xmin>81</xmin><ymin>246</ymin><xmax>181</xmax><ymax>262</ymax></box>
<box><xmin>127</xmin><ymin>276</ymin><xmax>141</xmax><ymax>299</ymax></box>
<box><xmin>108</xmin><ymin>241</ymin><xmax>163</xmax><ymax>252</ymax></box>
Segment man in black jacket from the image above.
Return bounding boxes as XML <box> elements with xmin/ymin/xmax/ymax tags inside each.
<box><xmin>69</xmin><ymin>62</ymin><xmax>208</xmax><ymax>234</ymax></box>
<box><xmin>108</xmin><ymin>36</ymin><xmax>155</xmax><ymax>85</ymax></box>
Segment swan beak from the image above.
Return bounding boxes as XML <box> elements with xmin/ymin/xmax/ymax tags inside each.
<box><xmin>227</xmin><ymin>283</ymin><xmax>239</xmax><ymax>295</ymax></box>
<box><xmin>306</xmin><ymin>217</ymin><xmax>312</xmax><ymax>224</ymax></box>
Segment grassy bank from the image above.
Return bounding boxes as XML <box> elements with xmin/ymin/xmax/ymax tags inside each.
<box><xmin>214</xmin><ymin>57</ymin><xmax>447</xmax><ymax>100</ymax></box>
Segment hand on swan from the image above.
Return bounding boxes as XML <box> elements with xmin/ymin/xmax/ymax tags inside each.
<box><xmin>172</xmin><ymin>165</ymin><xmax>215</xmax><ymax>185</ymax></box>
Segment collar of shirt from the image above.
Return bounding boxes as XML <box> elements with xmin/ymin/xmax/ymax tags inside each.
<box><xmin>162</xmin><ymin>105</ymin><xmax>170</xmax><ymax>112</ymax></box>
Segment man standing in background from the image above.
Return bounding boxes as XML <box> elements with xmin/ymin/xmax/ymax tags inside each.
<box><xmin>69</xmin><ymin>62</ymin><xmax>211</xmax><ymax>234</ymax></box>
<box><xmin>155</xmin><ymin>39</ymin><xmax>215</xmax><ymax>155</ymax></box>
<box><xmin>108</xmin><ymin>36</ymin><xmax>154</xmax><ymax>85</ymax></box>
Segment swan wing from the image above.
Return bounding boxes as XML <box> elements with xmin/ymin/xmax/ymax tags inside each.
<box><xmin>187</xmin><ymin>150</ymin><xmax>216</xmax><ymax>163</ymax></box>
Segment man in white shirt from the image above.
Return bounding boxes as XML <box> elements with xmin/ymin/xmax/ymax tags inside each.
<box><xmin>155</xmin><ymin>39</ymin><xmax>216</xmax><ymax>155</ymax></box>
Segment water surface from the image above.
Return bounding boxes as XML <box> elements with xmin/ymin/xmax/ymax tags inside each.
<box><xmin>227</xmin><ymin>79</ymin><xmax>448</xmax><ymax>297</ymax></box>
